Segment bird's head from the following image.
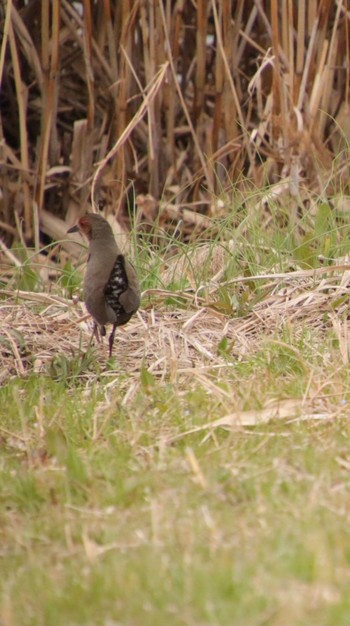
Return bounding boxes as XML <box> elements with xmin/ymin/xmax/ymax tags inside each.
<box><xmin>67</xmin><ymin>213</ymin><xmax>113</xmax><ymax>241</ymax></box>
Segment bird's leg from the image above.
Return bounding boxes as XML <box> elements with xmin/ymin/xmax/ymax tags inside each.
<box><xmin>88</xmin><ymin>323</ymin><xmax>105</xmax><ymax>350</ymax></box>
<box><xmin>108</xmin><ymin>323</ymin><xmax>117</xmax><ymax>358</ymax></box>
<box><xmin>87</xmin><ymin>322</ymin><xmax>98</xmax><ymax>349</ymax></box>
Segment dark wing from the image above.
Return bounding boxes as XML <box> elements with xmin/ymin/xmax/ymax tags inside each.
<box><xmin>104</xmin><ymin>255</ymin><xmax>129</xmax><ymax>318</ymax></box>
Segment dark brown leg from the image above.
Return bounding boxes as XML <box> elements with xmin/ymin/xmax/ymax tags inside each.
<box><xmin>88</xmin><ymin>323</ymin><xmax>98</xmax><ymax>348</ymax></box>
<box><xmin>88</xmin><ymin>323</ymin><xmax>105</xmax><ymax>349</ymax></box>
<box><xmin>108</xmin><ymin>323</ymin><xmax>117</xmax><ymax>357</ymax></box>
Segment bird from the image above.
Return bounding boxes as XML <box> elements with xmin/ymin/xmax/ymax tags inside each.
<box><xmin>67</xmin><ymin>212</ymin><xmax>140</xmax><ymax>357</ymax></box>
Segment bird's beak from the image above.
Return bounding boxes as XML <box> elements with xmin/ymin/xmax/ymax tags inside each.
<box><xmin>67</xmin><ymin>224</ymin><xmax>79</xmax><ymax>234</ymax></box>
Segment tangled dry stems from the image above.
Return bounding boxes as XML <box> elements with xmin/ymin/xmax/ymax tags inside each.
<box><xmin>1</xmin><ymin>266</ymin><xmax>349</xmax><ymax>387</ymax></box>
<box><xmin>1</xmin><ymin>1</ymin><xmax>350</xmax><ymax>249</ymax></box>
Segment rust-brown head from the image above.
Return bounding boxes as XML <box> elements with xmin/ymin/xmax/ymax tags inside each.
<box><xmin>67</xmin><ymin>213</ymin><xmax>114</xmax><ymax>241</ymax></box>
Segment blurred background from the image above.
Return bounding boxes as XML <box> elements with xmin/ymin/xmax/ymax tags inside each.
<box><xmin>0</xmin><ymin>0</ymin><xmax>349</xmax><ymax>250</ymax></box>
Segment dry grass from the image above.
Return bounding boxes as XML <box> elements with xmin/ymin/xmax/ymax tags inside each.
<box><xmin>1</xmin><ymin>1</ymin><xmax>350</xmax><ymax>249</ymax></box>
<box><xmin>2</xmin><ymin>263</ymin><xmax>349</xmax><ymax>388</ymax></box>
<box><xmin>3</xmin><ymin>246</ymin><xmax>350</xmax><ymax>625</ymax></box>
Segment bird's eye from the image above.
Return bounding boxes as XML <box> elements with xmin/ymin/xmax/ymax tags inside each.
<box><xmin>79</xmin><ymin>218</ymin><xmax>91</xmax><ymax>234</ymax></box>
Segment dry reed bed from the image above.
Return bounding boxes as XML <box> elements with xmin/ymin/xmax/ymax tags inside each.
<box><xmin>1</xmin><ymin>266</ymin><xmax>349</xmax><ymax>386</ymax></box>
<box><xmin>1</xmin><ymin>1</ymin><xmax>349</xmax><ymax>248</ymax></box>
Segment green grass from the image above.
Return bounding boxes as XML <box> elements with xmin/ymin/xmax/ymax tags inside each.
<box><xmin>2</xmin><ymin>189</ymin><xmax>350</xmax><ymax>625</ymax></box>
<box><xmin>2</xmin><ymin>352</ymin><xmax>350</xmax><ymax>626</ymax></box>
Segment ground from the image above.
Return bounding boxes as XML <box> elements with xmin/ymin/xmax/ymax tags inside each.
<box><xmin>1</xmin><ymin>265</ymin><xmax>350</xmax><ymax>626</ymax></box>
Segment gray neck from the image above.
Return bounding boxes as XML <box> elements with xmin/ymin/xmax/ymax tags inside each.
<box><xmin>89</xmin><ymin>237</ymin><xmax>119</xmax><ymax>258</ymax></box>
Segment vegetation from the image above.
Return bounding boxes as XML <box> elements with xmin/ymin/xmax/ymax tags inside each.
<box><xmin>2</xmin><ymin>2</ymin><xmax>350</xmax><ymax>625</ymax></box>
<box><xmin>2</xmin><ymin>192</ymin><xmax>350</xmax><ymax>624</ymax></box>
<box><xmin>1</xmin><ymin>0</ymin><xmax>349</xmax><ymax>245</ymax></box>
